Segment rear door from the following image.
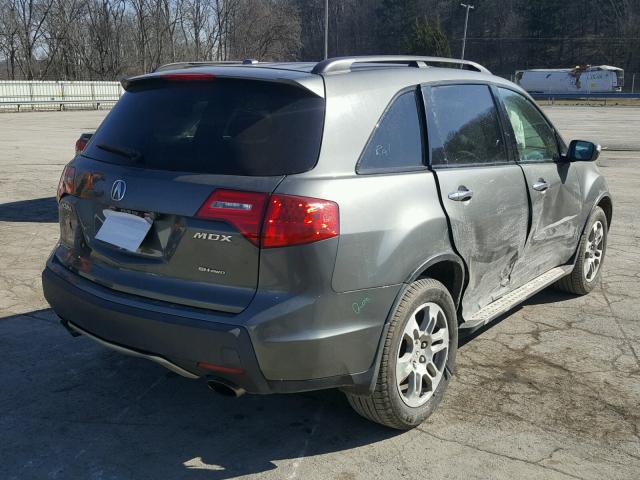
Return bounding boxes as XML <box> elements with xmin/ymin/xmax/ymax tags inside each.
<box><xmin>495</xmin><ymin>87</ymin><xmax>582</xmax><ymax>283</ymax></box>
<box><xmin>422</xmin><ymin>84</ymin><xmax>529</xmax><ymax>317</ymax></box>
<box><xmin>56</xmin><ymin>75</ymin><xmax>325</xmax><ymax>313</ymax></box>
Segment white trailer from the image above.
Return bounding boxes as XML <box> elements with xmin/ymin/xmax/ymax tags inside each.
<box><xmin>515</xmin><ymin>65</ymin><xmax>624</xmax><ymax>94</ymax></box>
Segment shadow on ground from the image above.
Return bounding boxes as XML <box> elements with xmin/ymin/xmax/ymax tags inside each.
<box><xmin>1</xmin><ymin>288</ymin><xmax>580</xmax><ymax>478</ymax></box>
<box><xmin>0</xmin><ymin>197</ymin><xmax>57</xmax><ymax>222</ymax></box>
<box><xmin>1</xmin><ymin>309</ymin><xmax>399</xmax><ymax>479</ymax></box>
<box><xmin>459</xmin><ymin>288</ymin><xmax>578</xmax><ymax>347</ymax></box>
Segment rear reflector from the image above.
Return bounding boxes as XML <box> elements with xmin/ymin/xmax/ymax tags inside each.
<box><xmin>56</xmin><ymin>165</ymin><xmax>76</xmax><ymax>203</ymax></box>
<box><xmin>195</xmin><ymin>189</ymin><xmax>269</xmax><ymax>246</ymax></box>
<box><xmin>262</xmin><ymin>194</ymin><xmax>339</xmax><ymax>248</ymax></box>
<box><xmin>197</xmin><ymin>362</ymin><xmax>244</xmax><ymax>375</ymax></box>
<box><xmin>196</xmin><ymin>190</ymin><xmax>340</xmax><ymax>248</ymax></box>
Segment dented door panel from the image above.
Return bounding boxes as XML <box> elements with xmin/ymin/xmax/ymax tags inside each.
<box><xmin>433</xmin><ymin>165</ymin><xmax>529</xmax><ymax>317</ymax></box>
<box><xmin>513</xmin><ymin>161</ymin><xmax>583</xmax><ymax>284</ymax></box>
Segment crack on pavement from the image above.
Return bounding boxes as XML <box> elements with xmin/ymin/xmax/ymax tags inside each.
<box><xmin>600</xmin><ymin>282</ymin><xmax>640</xmax><ymax>370</ymax></box>
<box><xmin>416</xmin><ymin>427</ymin><xmax>584</xmax><ymax>480</ymax></box>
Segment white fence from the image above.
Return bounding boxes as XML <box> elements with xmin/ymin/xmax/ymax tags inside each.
<box><xmin>0</xmin><ymin>80</ymin><xmax>123</xmax><ymax>111</ymax></box>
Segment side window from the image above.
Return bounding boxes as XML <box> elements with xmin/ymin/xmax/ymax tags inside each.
<box><xmin>498</xmin><ymin>88</ymin><xmax>559</xmax><ymax>162</ymax></box>
<box><xmin>357</xmin><ymin>90</ymin><xmax>424</xmax><ymax>173</ymax></box>
<box><xmin>425</xmin><ymin>84</ymin><xmax>508</xmax><ymax>166</ymax></box>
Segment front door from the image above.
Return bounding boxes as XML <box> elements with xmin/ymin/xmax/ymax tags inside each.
<box><xmin>496</xmin><ymin>87</ymin><xmax>583</xmax><ymax>285</ymax></box>
<box><xmin>422</xmin><ymin>84</ymin><xmax>530</xmax><ymax>317</ymax></box>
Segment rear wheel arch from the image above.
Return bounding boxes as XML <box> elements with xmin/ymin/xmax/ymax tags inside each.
<box><xmin>346</xmin><ymin>278</ymin><xmax>458</xmax><ymax>429</ymax></box>
<box><xmin>408</xmin><ymin>254</ymin><xmax>465</xmax><ymax>310</ymax></box>
<box><xmin>350</xmin><ymin>254</ymin><xmax>465</xmax><ymax>397</ymax></box>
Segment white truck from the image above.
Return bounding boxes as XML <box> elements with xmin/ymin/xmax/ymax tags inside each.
<box><xmin>515</xmin><ymin>65</ymin><xmax>624</xmax><ymax>94</ymax></box>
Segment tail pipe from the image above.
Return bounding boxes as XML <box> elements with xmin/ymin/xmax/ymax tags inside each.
<box><xmin>207</xmin><ymin>379</ymin><xmax>246</xmax><ymax>398</ymax></box>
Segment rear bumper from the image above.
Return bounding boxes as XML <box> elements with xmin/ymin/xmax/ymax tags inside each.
<box><xmin>43</xmin><ymin>264</ymin><xmax>274</xmax><ymax>393</ymax></box>
<box><xmin>64</xmin><ymin>321</ymin><xmax>200</xmax><ymax>379</ymax></box>
<box><xmin>42</xmin><ymin>258</ymin><xmax>399</xmax><ymax>394</ymax></box>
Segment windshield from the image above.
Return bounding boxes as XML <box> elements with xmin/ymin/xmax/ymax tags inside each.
<box><xmin>83</xmin><ymin>78</ymin><xmax>325</xmax><ymax>176</ymax></box>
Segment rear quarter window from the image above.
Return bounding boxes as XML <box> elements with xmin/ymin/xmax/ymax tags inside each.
<box><xmin>357</xmin><ymin>90</ymin><xmax>425</xmax><ymax>174</ymax></box>
<box><xmin>83</xmin><ymin>78</ymin><xmax>325</xmax><ymax>176</ymax></box>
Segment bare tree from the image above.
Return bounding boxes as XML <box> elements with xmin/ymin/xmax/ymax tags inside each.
<box><xmin>229</xmin><ymin>0</ymin><xmax>300</xmax><ymax>61</ymax></box>
<box><xmin>182</xmin><ymin>0</ymin><xmax>207</xmax><ymax>59</ymax></box>
<box><xmin>1</xmin><ymin>0</ymin><xmax>639</xmax><ymax>82</ymax></box>
<box><xmin>0</xmin><ymin>0</ymin><xmax>22</xmax><ymax>78</ymax></box>
<box><xmin>12</xmin><ymin>0</ymin><xmax>55</xmax><ymax>78</ymax></box>
<box><xmin>41</xmin><ymin>0</ymin><xmax>85</xmax><ymax>79</ymax></box>
<box><xmin>80</xmin><ymin>0</ymin><xmax>127</xmax><ymax>78</ymax></box>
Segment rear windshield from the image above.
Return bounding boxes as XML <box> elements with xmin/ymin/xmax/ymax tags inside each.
<box><xmin>83</xmin><ymin>78</ymin><xmax>325</xmax><ymax>176</ymax></box>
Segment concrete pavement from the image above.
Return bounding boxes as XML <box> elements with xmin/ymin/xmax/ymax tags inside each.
<box><xmin>0</xmin><ymin>107</ymin><xmax>638</xmax><ymax>479</ymax></box>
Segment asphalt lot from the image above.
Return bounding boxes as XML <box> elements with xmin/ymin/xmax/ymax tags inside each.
<box><xmin>1</xmin><ymin>107</ymin><xmax>639</xmax><ymax>479</ymax></box>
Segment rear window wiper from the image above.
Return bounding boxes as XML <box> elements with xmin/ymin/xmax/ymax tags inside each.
<box><xmin>96</xmin><ymin>143</ymin><xmax>143</xmax><ymax>163</ymax></box>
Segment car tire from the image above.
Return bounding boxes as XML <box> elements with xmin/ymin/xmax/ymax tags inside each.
<box><xmin>345</xmin><ymin>278</ymin><xmax>458</xmax><ymax>430</ymax></box>
<box><xmin>555</xmin><ymin>206</ymin><xmax>608</xmax><ymax>295</ymax></box>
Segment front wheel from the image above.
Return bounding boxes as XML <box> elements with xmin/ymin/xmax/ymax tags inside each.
<box><xmin>555</xmin><ymin>206</ymin><xmax>608</xmax><ymax>295</ymax></box>
<box><xmin>346</xmin><ymin>278</ymin><xmax>457</xmax><ymax>430</ymax></box>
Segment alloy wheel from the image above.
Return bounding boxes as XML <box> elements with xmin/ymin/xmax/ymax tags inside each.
<box><xmin>584</xmin><ymin>220</ymin><xmax>605</xmax><ymax>282</ymax></box>
<box><xmin>396</xmin><ymin>302</ymin><xmax>449</xmax><ymax>408</ymax></box>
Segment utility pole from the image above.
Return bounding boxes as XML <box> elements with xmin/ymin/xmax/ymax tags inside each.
<box><xmin>324</xmin><ymin>0</ymin><xmax>329</xmax><ymax>60</ymax></box>
<box><xmin>460</xmin><ymin>3</ymin><xmax>475</xmax><ymax>60</ymax></box>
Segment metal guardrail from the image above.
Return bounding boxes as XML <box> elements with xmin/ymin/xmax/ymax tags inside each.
<box><xmin>530</xmin><ymin>92</ymin><xmax>640</xmax><ymax>106</ymax></box>
<box><xmin>0</xmin><ymin>99</ymin><xmax>119</xmax><ymax>111</ymax></box>
<box><xmin>0</xmin><ymin>80</ymin><xmax>123</xmax><ymax>111</ymax></box>
<box><xmin>530</xmin><ymin>92</ymin><xmax>640</xmax><ymax>100</ymax></box>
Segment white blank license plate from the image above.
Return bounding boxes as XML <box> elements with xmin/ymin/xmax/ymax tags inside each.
<box><xmin>95</xmin><ymin>210</ymin><xmax>152</xmax><ymax>252</ymax></box>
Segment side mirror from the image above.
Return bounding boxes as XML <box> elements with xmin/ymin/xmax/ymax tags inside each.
<box><xmin>566</xmin><ymin>140</ymin><xmax>601</xmax><ymax>162</ymax></box>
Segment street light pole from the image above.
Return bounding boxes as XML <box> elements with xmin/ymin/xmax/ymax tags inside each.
<box><xmin>460</xmin><ymin>3</ymin><xmax>474</xmax><ymax>60</ymax></box>
<box><xmin>324</xmin><ymin>0</ymin><xmax>329</xmax><ymax>60</ymax></box>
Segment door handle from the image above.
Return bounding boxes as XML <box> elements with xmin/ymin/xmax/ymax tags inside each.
<box><xmin>532</xmin><ymin>179</ymin><xmax>549</xmax><ymax>192</ymax></box>
<box><xmin>448</xmin><ymin>186</ymin><xmax>473</xmax><ymax>201</ymax></box>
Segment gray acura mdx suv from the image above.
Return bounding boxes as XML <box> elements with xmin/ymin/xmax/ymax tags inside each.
<box><xmin>43</xmin><ymin>56</ymin><xmax>612</xmax><ymax>429</ymax></box>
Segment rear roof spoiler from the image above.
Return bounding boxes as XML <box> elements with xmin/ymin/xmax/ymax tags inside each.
<box><xmin>121</xmin><ymin>65</ymin><xmax>325</xmax><ymax>98</ymax></box>
<box><xmin>154</xmin><ymin>60</ymin><xmax>260</xmax><ymax>72</ymax></box>
<box><xmin>311</xmin><ymin>55</ymin><xmax>490</xmax><ymax>75</ymax></box>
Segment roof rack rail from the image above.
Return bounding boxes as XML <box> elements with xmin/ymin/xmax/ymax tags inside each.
<box><xmin>311</xmin><ymin>55</ymin><xmax>490</xmax><ymax>75</ymax></box>
<box><xmin>154</xmin><ymin>60</ymin><xmax>253</xmax><ymax>72</ymax></box>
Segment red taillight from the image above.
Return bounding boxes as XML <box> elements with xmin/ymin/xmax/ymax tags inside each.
<box><xmin>195</xmin><ymin>189</ymin><xmax>269</xmax><ymax>246</ymax></box>
<box><xmin>195</xmin><ymin>190</ymin><xmax>340</xmax><ymax>248</ymax></box>
<box><xmin>160</xmin><ymin>73</ymin><xmax>215</xmax><ymax>81</ymax></box>
<box><xmin>56</xmin><ymin>165</ymin><xmax>76</xmax><ymax>203</ymax></box>
<box><xmin>75</xmin><ymin>137</ymin><xmax>87</xmax><ymax>154</ymax></box>
<box><xmin>262</xmin><ymin>194</ymin><xmax>339</xmax><ymax>248</ymax></box>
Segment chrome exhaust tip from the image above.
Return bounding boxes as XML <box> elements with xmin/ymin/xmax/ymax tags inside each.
<box><xmin>207</xmin><ymin>379</ymin><xmax>246</xmax><ymax>398</ymax></box>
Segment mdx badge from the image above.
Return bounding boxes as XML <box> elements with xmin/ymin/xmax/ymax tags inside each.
<box><xmin>111</xmin><ymin>179</ymin><xmax>126</xmax><ymax>201</ymax></box>
<box><xmin>193</xmin><ymin>232</ymin><xmax>232</xmax><ymax>242</ymax></box>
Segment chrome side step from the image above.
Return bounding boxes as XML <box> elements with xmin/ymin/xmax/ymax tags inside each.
<box><xmin>67</xmin><ymin>321</ymin><xmax>199</xmax><ymax>379</ymax></box>
<box><xmin>461</xmin><ymin>266</ymin><xmax>572</xmax><ymax>330</ymax></box>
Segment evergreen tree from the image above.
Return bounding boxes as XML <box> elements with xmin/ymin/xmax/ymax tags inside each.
<box><xmin>406</xmin><ymin>17</ymin><xmax>451</xmax><ymax>57</ymax></box>
<box><xmin>375</xmin><ymin>0</ymin><xmax>420</xmax><ymax>53</ymax></box>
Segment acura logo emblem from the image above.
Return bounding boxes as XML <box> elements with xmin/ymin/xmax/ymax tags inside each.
<box><xmin>111</xmin><ymin>180</ymin><xmax>126</xmax><ymax>202</ymax></box>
